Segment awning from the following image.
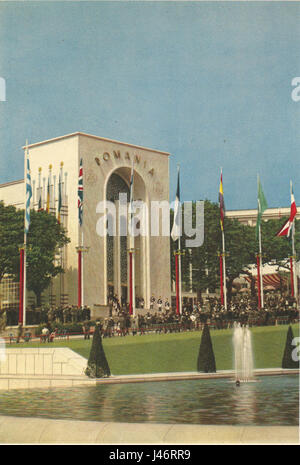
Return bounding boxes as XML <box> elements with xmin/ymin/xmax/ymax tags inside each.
<box><xmin>244</xmin><ymin>273</ymin><xmax>288</xmax><ymax>289</ymax></box>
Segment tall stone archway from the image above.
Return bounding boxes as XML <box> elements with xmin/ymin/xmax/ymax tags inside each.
<box><xmin>105</xmin><ymin>167</ymin><xmax>150</xmax><ymax>307</ymax></box>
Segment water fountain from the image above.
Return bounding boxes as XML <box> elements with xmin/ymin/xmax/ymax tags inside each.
<box><xmin>233</xmin><ymin>322</ymin><xmax>254</xmax><ymax>382</ymax></box>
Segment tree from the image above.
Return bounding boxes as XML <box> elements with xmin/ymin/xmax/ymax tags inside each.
<box><xmin>85</xmin><ymin>323</ymin><xmax>111</xmax><ymax>378</ymax></box>
<box><xmin>173</xmin><ymin>201</ymin><xmax>258</xmax><ymax>302</ymax></box>
<box><xmin>170</xmin><ymin>201</ymin><xmax>300</xmax><ymax>303</ymax></box>
<box><xmin>282</xmin><ymin>325</ymin><xmax>299</xmax><ymax>369</ymax></box>
<box><xmin>221</xmin><ymin>217</ymin><xmax>257</xmax><ymax>301</ymax></box>
<box><xmin>0</xmin><ymin>202</ymin><xmax>70</xmax><ymax>306</ymax></box>
<box><xmin>197</xmin><ymin>324</ymin><xmax>216</xmax><ymax>372</ymax></box>
<box><xmin>0</xmin><ymin>202</ymin><xmax>23</xmax><ymax>283</ymax></box>
<box><xmin>24</xmin><ymin>210</ymin><xmax>70</xmax><ymax>306</ymax></box>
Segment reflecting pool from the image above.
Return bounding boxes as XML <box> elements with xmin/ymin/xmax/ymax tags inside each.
<box><xmin>0</xmin><ymin>375</ymin><xmax>298</xmax><ymax>426</ymax></box>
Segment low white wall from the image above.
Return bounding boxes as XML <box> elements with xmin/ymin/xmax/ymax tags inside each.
<box><xmin>0</xmin><ymin>348</ymin><xmax>87</xmax><ymax>376</ymax></box>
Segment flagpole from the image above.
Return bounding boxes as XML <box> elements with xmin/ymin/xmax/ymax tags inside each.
<box><xmin>77</xmin><ymin>159</ymin><xmax>83</xmax><ymax>308</ymax></box>
<box><xmin>38</xmin><ymin>167</ymin><xmax>42</xmax><ymax>211</ymax></box>
<box><xmin>23</xmin><ymin>141</ymin><xmax>28</xmax><ymax>326</ymax></box>
<box><xmin>81</xmin><ymin>229</ymin><xmax>84</xmax><ymax>307</ymax></box>
<box><xmin>291</xmin><ymin>181</ymin><xmax>297</xmax><ymax>302</ymax></box>
<box><xmin>176</xmin><ymin>165</ymin><xmax>182</xmax><ymax>315</ymax></box>
<box><xmin>257</xmin><ymin>174</ymin><xmax>264</xmax><ymax>309</ymax></box>
<box><xmin>171</xmin><ymin>164</ymin><xmax>183</xmax><ymax>315</ymax></box>
<box><xmin>292</xmin><ymin>222</ymin><xmax>298</xmax><ymax>302</ymax></box>
<box><xmin>219</xmin><ymin>168</ymin><xmax>227</xmax><ymax>310</ymax></box>
<box><xmin>177</xmin><ymin>164</ymin><xmax>183</xmax><ymax>315</ymax></box>
<box><xmin>256</xmin><ymin>252</ymin><xmax>262</xmax><ymax>309</ymax></box>
<box><xmin>222</xmin><ymin>230</ymin><xmax>227</xmax><ymax>310</ymax></box>
<box><xmin>178</xmin><ymin>234</ymin><xmax>182</xmax><ymax>315</ymax></box>
<box><xmin>219</xmin><ymin>252</ymin><xmax>224</xmax><ymax>305</ymax></box>
<box><xmin>128</xmin><ymin>160</ymin><xmax>135</xmax><ymax>317</ymax></box>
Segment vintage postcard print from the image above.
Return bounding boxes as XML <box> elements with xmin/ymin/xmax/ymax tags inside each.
<box><xmin>0</xmin><ymin>0</ymin><xmax>299</xmax><ymax>448</ymax></box>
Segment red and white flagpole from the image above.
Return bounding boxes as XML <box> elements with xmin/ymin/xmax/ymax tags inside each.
<box><xmin>257</xmin><ymin>175</ymin><xmax>264</xmax><ymax>309</ymax></box>
<box><xmin>21</xmin><ymin>141</ymin><xmax>29</xmax><ymax>325</ymax></box>
<box><xmin>219</xmin><ymin>168</ymin><xmax>227</xmax><ymax>309</ymax></box>
<box><xmin>290</xmin><ymin>256</ymin><xmax>294</xmax><ymax>297</ymax></box>
<box><xmin>219</xmin><ymin>253</ymin><xmax>224</xmax><ymax>305</ymax></box>
<box><xmin>175</xmin><ymin>252</ymin><xmax>179</xmax><ymax>314</ymax></box>
<box><xmin>256</xmin><ymin>253</ymin><xmax>262</xmax><ymax>309</ymax></box>
<box><xmin>290</xmin><ymin>181</ymin><xmax>297</xmax><ymax>302</ymax></box>
<box><xmin>78</xmin><ymin>247</ymin><xmax>82</xmax><ymax>307</ymax></box>
<box><xmin>178</xmin><ymin>236</ymin><xmax>183</xmax><ymax>315</ymax></box>
<box><xmin>18</xmin><ymin>246</ymin><xmax>24</xmax><ymax>324</ymax></box>
<box><xmin>221</xmin><ymin>231</ymin><xmax>227</xmax><ymax>310</ymax></box>
<box><xmin>129</xmin><ymin>250</ymin><xmax>133</xmax><ymax>315</ymax></box>
<box><xmin>128</xmin><ymin>160</ymin><xmax>135</xmax><ymax>316</ymax></box>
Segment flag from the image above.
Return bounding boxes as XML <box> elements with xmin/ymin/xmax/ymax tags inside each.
<box><xmin>58</xmin><ymin>172</ymin><xmax>62</xmax><ymax>224</ymax></box>
<box><xmin>171</xmin><ymin>167</ymin><xmax>181</xmax><ymax>242</ymax></box>
<box><xmin>78</xmin><ymin>158</ymin><xmax>83</xmax><ymax>226</ymax></box>
<box><xmin>276</xmin><ymin>183</ymin><xmax>297</xmax><ymax>238</ymax></box>
<box><xmin>256</xmin><ymin>177</ymin><xmax>268</xmax><ymax>239</ymax></box>
<box><xmin>128</xmin><ymin>161</ymin><xmax>134</xmax><ymax>238</ymax></box>
<box><xmin>129</xmin><ymin>161</ymin><xmax>134</xmax><ymax>207</ymax></box>
<box><xmin>46</xmin><ymin>176</ymin><xmax>50</xmax><ymax>213</ymax></box>
<box><xmin>24</xmin><ymin>155</ymin><xmax>32</xmax><ymax>234</ymax></box>
<box><xmin>219</xmin><ymin>170</ymin><xmax>225</xmax><ymax>231</ymax></box>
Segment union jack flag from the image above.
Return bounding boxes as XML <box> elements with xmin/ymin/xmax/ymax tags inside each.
<box><xmin>78</xmin><ymin>158</ymin><xmax>83</xmax><ymax>226</ymax></box>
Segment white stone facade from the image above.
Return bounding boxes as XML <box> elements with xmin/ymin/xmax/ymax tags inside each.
<box><xmin>0</xmin><ymin>132</ymin><xmax>172</xmax><ymax>309</ymax></box>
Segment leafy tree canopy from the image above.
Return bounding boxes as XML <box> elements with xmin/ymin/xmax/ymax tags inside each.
<box><xmin>0</xmin><ymin>202</ymin><xmax>70</xmax><ymax>306</ymax></box>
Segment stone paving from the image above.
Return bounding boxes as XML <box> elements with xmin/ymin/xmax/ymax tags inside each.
<box><xmin>0</xmin><ymin>415</ymin><xmax>298</xmax><ymax>444</ymax></box>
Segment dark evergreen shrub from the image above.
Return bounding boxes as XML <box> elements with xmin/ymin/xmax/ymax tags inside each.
<box><xmin>197</xmin><ymin>324</ymin><xmax>216</xmax><ymax>373</ymax></box>
<box><xmin>282</xmin><ymin>325</ymin><xmax>299</xmax><ymax>369</ymax></box>
<box><xmin>85</xmin><ymin>323</ymin><xmax>111</xmax><ymax>378</ymax></box>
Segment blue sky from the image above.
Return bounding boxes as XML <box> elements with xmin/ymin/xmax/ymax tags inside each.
<box><xmin>0</xmin><ymin>1</ymin><xmax>300</xmax><ymax>209</ymax></box>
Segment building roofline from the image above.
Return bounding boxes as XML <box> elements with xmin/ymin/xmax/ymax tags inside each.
<box><xmin>0</xmin><ymin>179</ymin><xmax>24</xmax><ymax>189</ymax></box>
<box><xmin>22</xmin><ymin>132</ymin><xmax>171</xmax><ymax>156</ymax></box>
<box><xmin>226</xmin><ymin>207</ymin><xmax>291</xmax><ymax>214</ymax></box>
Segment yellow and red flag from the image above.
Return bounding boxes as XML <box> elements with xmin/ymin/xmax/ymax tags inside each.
<box><xmin>219</xmin><ymin>170</ymin><xmax>225</xmax><ymax>231</ymax></box>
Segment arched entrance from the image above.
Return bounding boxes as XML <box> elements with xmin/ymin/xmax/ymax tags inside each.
<box><xmin>105</xmin><ymin>167</ymin><xmax>150</xmax><ymax>308</ymax></box>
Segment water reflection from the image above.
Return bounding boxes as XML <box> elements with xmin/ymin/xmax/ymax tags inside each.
<box><xmin>0</xmin><ymin>375</ymin><xmax>298</xmax><ymax>426</ymax></box>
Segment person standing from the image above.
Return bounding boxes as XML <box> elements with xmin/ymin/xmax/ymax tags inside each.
<box><xmin>157</xmin><ymin>297</ymin><xmax>163</xmax><ymax>312</ymax></box>
<box><xmin>82</xmin><ymin>321</ymin><xmax>90</xmax><ymax>340</ymax></box>
<box><xmin>16</xmin><ymin>323</ymin><xmax>23</xmax><ymax>343</ymax></box>
<box><xmin>150</xmin><ymin>295</ymin><xmax>155</xmax><ymax>310</ymax></box>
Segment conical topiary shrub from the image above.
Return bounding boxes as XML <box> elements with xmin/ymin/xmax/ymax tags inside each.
<box><xmin>85</xmin><ymin>323</ymin><xmax>111</xmax><ymax>378</ymax></box>
<box><xmin>197</xmin><ymin>324</ymin><xmax>216</xmax><ymax>373</ymax></box>
<box><xmin>282</xmin><ymin>325</ymin><xmax>300</xmax><ymax>369</ymax></box>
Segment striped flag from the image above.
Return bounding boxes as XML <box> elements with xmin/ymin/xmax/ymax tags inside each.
<box><xmin>46</xmin><ymin>176</ymin><xmax>50</xmax><ymax>213</ymax></box>
<box><xmin>171</xmin><ymin>167</ymin><xmax>181</xmax><ymax>242</ymax></box>
<box><xmin>256</xmin><ymin>176</ymin><xmax>268</xmax><ymax>239</ymax></box>
<box><xmin>219</xmin><ymin>170</ymin><xmax>225</xmax><ymax>231</ymax></box>
<box><xmin>58</xmin><ymin>172</ymin><xmax>62</xmax><ymax>224</ymax></box>
<box><xmin>24</xmin><ymin>155</ymin><xmax>32</xmax><ymax>234</ymax></box>
<box><xmin>276</xmin><ymin>183</ymin><xmax>297</xmax><ymax>237</ymax></box>
<box><xmin>78</xmin><ymin>158</ymin><xmax>83</xmax><ymax>226</ymax></box>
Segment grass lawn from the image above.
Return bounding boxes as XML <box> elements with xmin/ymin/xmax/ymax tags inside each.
<box><xmin>8</xmin><ymin>323</ymin><xmax>299</xmax><ymax>375</ymax></box>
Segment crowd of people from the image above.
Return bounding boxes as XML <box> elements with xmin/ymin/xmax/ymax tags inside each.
<box><xmin>0</xmin><ymin>290</ymin><xmax>298</xmax><ymax>338</ymax></box>
<box><xmin>101</xmin><ymin>291</ymin><xmax>299</xmax><ymax>337</ymax></box>
<box><xmin>4</xmin><ymin>304</ymin><xmax>91</xmax><ymax>327</ymax></box>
